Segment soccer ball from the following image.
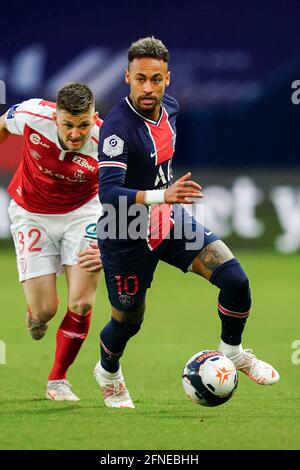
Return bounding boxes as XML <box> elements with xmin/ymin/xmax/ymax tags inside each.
<box><xmin>182</xmin><ymin>350</ymin><xmax>238</xmax><ymax>407</ymax></box>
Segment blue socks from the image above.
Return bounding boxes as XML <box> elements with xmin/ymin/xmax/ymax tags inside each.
<box><xmin>100</xmin><ymin>317</ymin><xmax>142</xmax><ymax>372</ymax></box>
<box><xmin>210</xmin><ymin>258</ymin><xmax>251</xmax><ymax>345</ymax></box>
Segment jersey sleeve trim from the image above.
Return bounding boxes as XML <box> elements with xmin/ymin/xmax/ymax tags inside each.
<box><xmin>98</xmin><ymin>161</ymin><xmax>127</xmax><ymax>170</ymax></box>
<box><xmin>15</xmin><ymin>110</ymin><xmax>53</xmax><ymax>121</ymax></box>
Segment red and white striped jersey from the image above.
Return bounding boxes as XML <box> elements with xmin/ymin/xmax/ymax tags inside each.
<box><xmin>5</xmin><ymin>99</ymin><xmax>102</xmax><ymax>214</ymax></box>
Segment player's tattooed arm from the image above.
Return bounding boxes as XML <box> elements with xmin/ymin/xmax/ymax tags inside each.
<box><xmin>191</xmin><ymin>240</ymin><xmax>234</xmax><ymax>279</ymax></box>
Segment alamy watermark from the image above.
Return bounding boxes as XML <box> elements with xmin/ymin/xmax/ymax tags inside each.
<box><xmin>0</xmin><ymin>340</ymin><xmax>6</xmax><ymax>364</ymax></box>
<box><xmin>291</xmin><ymin>340</ymin><xmax>300</xmax><ymax>365</ymax></box>
<box><xmin>0</xmin><ymin>80</ymin><xmax>6</xmax><ymax>104</ymax></box>
<box><xmin>291</xmin><ymin>80</ymin><xmax>300</xmax><ymax>104</ymax></box>
<box><xmin>97</xmin><ymin>197</ymin><xmax>206</xmax><ymax>250</ymax></box>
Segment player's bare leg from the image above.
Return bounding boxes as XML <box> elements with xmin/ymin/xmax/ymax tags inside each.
<box><xmin>191</xmin><ymin>239</ymin><xmax>234</xmax><ymax>280</ymax></box>
<box><xmin>94</xmin><ymin>304</ymin><xmax>145</xmax><ymax>408</ymax></box>
<box><xmin>23</xmin><ymin>274</ymin><xmax>58</xmax><ymax>340</ymax></box>
<box><xmin>191</xmin><ymin>240</ymin><xmax>279</xmax><ymax>385</ymax></box>
<box><xmin>46</xmin><ymin>264</ymin><xmax>100</xmax><ymax>401</ymax></box>
<box><xmin>66</xmin><ymin>263</ymin><xmax>100</xmax><ymax>315</ymax></box>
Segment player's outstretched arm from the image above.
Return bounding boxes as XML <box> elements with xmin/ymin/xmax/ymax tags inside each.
<box><xmin>0</xmin><ymin>113</ymin><xmax>10</xmax><ymax>144</ymax></box>
<box><xmin>136</xmin><ymin>172</ymin><xmax>203</xmax><ymax>205</ymax></box>
<box><xmin>78</xmin><ymin>243</ymin><xmax>102</xmax><ymax>273</ymax></box>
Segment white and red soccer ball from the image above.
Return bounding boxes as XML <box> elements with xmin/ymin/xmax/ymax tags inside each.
<box><xmin>182</xmin><ymin>350</ymin><xmax>238</xmax><ymax>407</ymax></box>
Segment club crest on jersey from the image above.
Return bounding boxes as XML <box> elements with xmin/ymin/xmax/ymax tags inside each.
<box><xmin>18</xmin><ymin>257</ymin><xmax>26</xmax><ymax>274</ymax></box>
<box><xmin>119</xmin><ymin>294</ymin><xmax>134</xmax><ymax>306</ymax></box>
<box><xmin>103</xmin><ymin>134</ymin><xmax>124</xmax><ymax>158</ymax></box>
<box><xmin>74</xmin><ymin>169</ymin><xmax>86</xmax><ymax>181</ymax></box>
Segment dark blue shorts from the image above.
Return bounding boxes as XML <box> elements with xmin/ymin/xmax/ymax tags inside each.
<box><xmin>98</xmin><ymin>205</ymin><xmax>218</xmax><ymax>311</ymax></box>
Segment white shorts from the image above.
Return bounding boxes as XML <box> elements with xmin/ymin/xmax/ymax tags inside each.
<box><xmin>8</xmin><ymin>197</ymin><xmax>102</xmax><ymax>282</ymax></box>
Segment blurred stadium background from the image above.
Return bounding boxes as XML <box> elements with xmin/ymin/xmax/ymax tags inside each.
<box><xmin>0</xmin><ymin>0</ymin><xmax>300</xmax><ymax>451</ymax></box>
<box><xmin>0</xmin><ymin>1</ymin><xmax>300</xmax><ymax>252</ymax></box>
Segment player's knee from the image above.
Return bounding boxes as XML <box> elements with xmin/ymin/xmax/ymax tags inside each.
<box><xmin>226</xmin><ymin>266</ymin><xmax>250</xmax><ymax>296</ymax></box>
<box><xmin>210</xmin><ymin>258</ymin><xmax>250</xmax><ymax>296</ymax></box>
<box><xmin>211</xmin><ymin>259</ymin><xmax>252</xmax><ymax>314</ymax></box>
<box><xmin>69</xmin><ymin>300</ymin><xmax>93</xmax><ymax>315</ymax></box>
<box><xmin>29</xmin><ymin>296</ymin><xmax>59</xmax><ymax>323</ymax></box>
<box><xmin>33</xmin><ymin>305</ymin><xmax>57</xmax><ymax>323</ymax></box>
<box><xmin>103</xmin><ymin>317</ymin><xmax>142</xmax><ymax>341</ymax></box>
<box><xmin>112</xmin><ymin>303</ymin><xmax>145</xmax><ymax>324</ymax></box>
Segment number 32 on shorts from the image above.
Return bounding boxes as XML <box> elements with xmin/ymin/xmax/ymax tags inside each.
<box><xmin>17</xmin><ymin>229</ymin><xmax>42</xmax><ymax>254</ymax></box>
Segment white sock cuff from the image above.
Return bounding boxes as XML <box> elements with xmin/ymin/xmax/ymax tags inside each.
<box><xmin>99</xmin><ymin>362</ymin><xmax>121</xmax><ymax>378</ymax></box>
<box><xmin>219</xmin><ymin>340</ymin><xmax>243</xmax><ymax>358</ymax></box>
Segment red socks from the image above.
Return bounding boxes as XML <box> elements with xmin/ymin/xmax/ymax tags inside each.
<box><xmin>48</xmin><ymin>309</ymin><xmax>91</xmax><ymax>380</ymax></box>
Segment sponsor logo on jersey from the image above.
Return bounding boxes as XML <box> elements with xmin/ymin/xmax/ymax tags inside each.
<box><xmin>36</xmin><ymin>164</ymin><xmax>87</xmax><ymax>182</ymax></box>
<box><xmin>30</xmin><ymin>133</ymin><xmax>41</xmax><ymax>144</ymax></box>
<box><xmin>6</xmin><ymin>104</ymin><xmax>19</xmax><ymax>119</ymax></box>
<box><xmin>171</xmin><ymin>133</ymin><xmax>176</xmax><ymax>149</ymax></box>
<box><xmin>29</xmin><ymin>149</ymin><xmax>42</xmax><ymax>160</ymax></box>
<box><xmin>72</xmin><ymin>155</ymin><xmax>96</xmax><ymax>172</ymax></box>
<box><xmin>29</xmin><ymin>133</ymin><xmax>50</xmax><ymax>148</ymax></box>
<box><xmin>154</xmin><ymin>165</ymin><xmax>168</xmax><ymax>187</ymax></box>
<box><xmin>84</xmin><ymin>223</ymin><xmax>97</xmax><ymax>240</ymax></box>
<box><xmin>103</xmin><ymin>134</ymin><xmax>124</xmax><ymax>158</ymax></box>
<box><xmin>150</xmin><ymin>148</ymin><xmax>160</xmax><ymax>158</ymax></box>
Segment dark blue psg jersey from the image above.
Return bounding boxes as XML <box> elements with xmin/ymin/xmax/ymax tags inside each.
<box><xmin>98</xmin><ymin>93</ymin><xmax>179</xmax><ymax>250</ymax></box>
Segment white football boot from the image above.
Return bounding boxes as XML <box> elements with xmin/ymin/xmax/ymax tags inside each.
<box><xmin>94</xmin><ymin>361</ymin><xmax>135</xmax><ymax>408</ymax></box>
<box><xmin>46</xmin><ymin>379</ymin><xmax>80</xmax><ymax>401</ymax></box>
<box><xmin>229</xmin><ymin>349</ymin><xmax>280</xmax><ymax>385</ymax></box>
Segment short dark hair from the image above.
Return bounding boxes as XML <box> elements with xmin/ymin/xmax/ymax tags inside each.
<box><xmin>128</xmin><ymin>37</ymin><xmax>169</xmax><ymax>65</ymax></box>
<box><xmin>56</xmin><ymin>82</ymin><xmax>94</xmax><ymax>115</ymax></box>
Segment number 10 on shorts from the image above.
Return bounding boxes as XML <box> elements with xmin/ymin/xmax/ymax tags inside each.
<box><xmin>115</xmin><ymin>275</ymin><xmax>139</xmax><ymax>295</ymax></box>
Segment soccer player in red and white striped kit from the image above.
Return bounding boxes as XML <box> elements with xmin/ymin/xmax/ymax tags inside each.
<box><xmin>0</xmin><ymin>82</ymin><xmax>102</xmax><ymax>400</ymax></box>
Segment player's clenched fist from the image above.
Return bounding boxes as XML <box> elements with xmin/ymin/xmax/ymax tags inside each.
<box><xmin>164</xmin><ymin>172</ymin><xmax>203</xmax><ymax>204</ymax></box>
<box><xmin>78</xmin><ymin>243</ymin><xmax>102</xmax><ymax>272</ymax></box>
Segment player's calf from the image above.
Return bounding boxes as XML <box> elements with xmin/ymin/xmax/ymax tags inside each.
<box><xmin>210</xmin><ymin>258</ymin><xmax>251</xmax><ymax>346</ymax></box>
<box><xmin>25</xmin><ymin>298</ymin><xmax>59</xmax><ymax>340</ymax></box>
<box><xmin>26</xmin><ymin>310</ymin><xmax>48</xmax><ymax>340</ymax></box>
<box><xmin>100</xmin><ymin>317</ymin><xmax>142</xmax><ymax>372</ymax></box>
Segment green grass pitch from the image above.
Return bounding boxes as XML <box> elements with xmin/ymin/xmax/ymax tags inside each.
<box><xmin>0</xmin><ymin>248</ymin><xmax>299</xmax><ymax>450</ymax></box>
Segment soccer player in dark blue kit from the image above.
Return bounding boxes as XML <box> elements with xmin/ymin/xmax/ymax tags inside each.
<box><xmin>94</xmin><ymin>37</ymin><xmax>279</xmax><ymax>408</ymax></box>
